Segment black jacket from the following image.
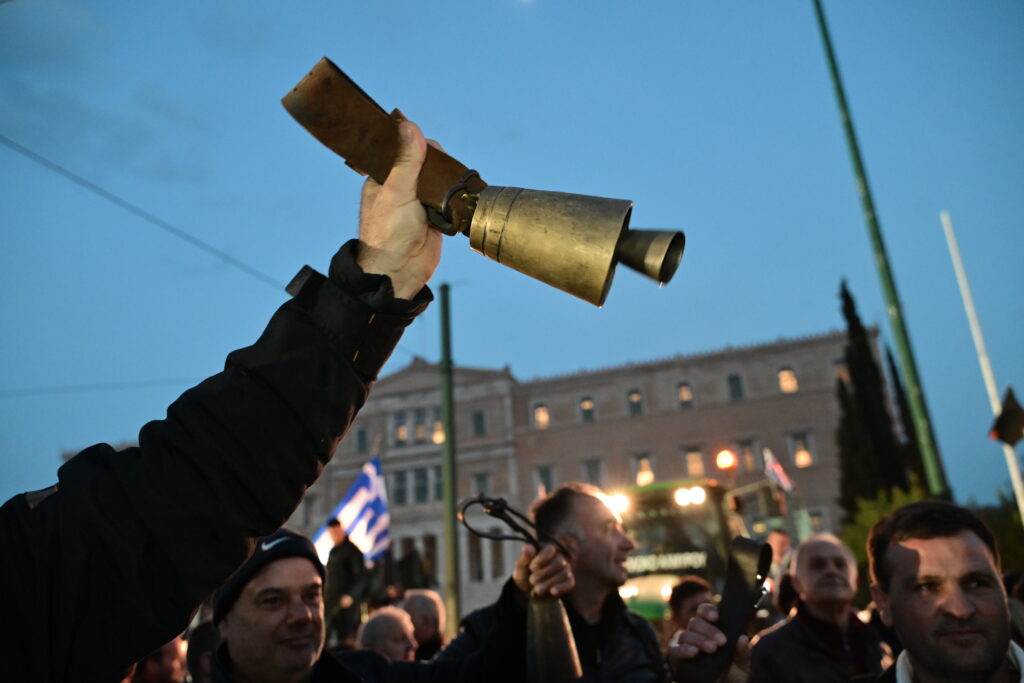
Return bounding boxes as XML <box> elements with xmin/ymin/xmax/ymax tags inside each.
<box><xmin>0</xmin><ymin>242</ymin><xmax>429</xmax><ymax>683</ymax></box>
<box><xmin>849</xmin><ymin>665</ymin><xmax>897</xmax><ymax>683</ymax></box>
<box><xmin>438</xmin><ymin>579</ymin><xmax>668</xmax><ymax>683</ymax></box>
<box><xmin>748</xmin><ymin>602</ymin><xmax>890</xmax><ymax>683</ymax></box>
<box><xmin>325</xmin><ymin>537</ymin><xmax>371</xmax><ymax>639</ymax></box>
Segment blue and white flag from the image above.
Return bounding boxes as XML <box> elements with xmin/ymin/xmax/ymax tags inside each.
<box><xmin>312</xmin><ymin>457</ymin><xmax>390</xmax><ymax>565</ymax></box>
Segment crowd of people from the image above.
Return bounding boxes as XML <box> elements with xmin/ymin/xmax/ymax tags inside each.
<box><xmin>2</xmin><ymin>117</ymin><xmax>1021</xmax><ymax>683</ymax></box>
<box><xmin>124</xmin><ymin>484</ymin><xmax>1024</xmax><ymax>683</ymax></box>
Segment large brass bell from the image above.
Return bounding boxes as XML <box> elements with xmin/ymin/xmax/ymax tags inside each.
<box><xmin>282</xmin><ymin>58</ymin><xmax>685</xmax><ymax>306</ymax></box>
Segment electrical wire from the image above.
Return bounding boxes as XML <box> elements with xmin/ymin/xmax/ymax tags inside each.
<box><xmin>0</xmin><ymin>132</ymin><xmax>285</xmax><ymax>290</ymax></box>
<box><xmin>0</xmin><ymin>133</ymin><xmax>425</xmax><ymax>398</ymax></box>
<box><xmin>0</xmin><ymin>377</ymin><xmax>199</xmax><ymax>398</ymax></box>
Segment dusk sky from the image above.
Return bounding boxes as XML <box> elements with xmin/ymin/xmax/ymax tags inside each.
<box><xmin>2</xmin><ymin>1</ymin><xmax>1022</xmax><ymax>507</ymax></box>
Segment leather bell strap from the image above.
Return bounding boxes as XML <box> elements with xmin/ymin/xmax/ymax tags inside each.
<box><xmin>282</xmin><ymin>57</ymin><xmax>487</xmax><ymax>236</ymax></box>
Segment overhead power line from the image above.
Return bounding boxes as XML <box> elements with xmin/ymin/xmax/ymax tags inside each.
<box><xmin>0</xmin><ymin>132</ymin><xmax>285</xmax><ymax>290</ymax></box>
<box><xmin>0</xmin><ymin>377</ymin><xmax>199</xmax><ymax>398</ymax></box>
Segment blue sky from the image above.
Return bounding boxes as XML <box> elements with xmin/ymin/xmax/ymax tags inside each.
<box><xmin>2</xmin><ymin>0</ymin><xmax>1021</xmax><ymax>507</ymax></box>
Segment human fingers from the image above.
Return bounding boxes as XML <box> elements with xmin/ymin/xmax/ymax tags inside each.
<box><xmin>682</xmin><ymin>606</ymin><xmax>727</xmax><ymax>652</ymax></box>
<box><xmin>733</xmin><ymin>635</ymin><xmax>751</xmax><ymax>671</ymax></box>
<box><xmin>530</xmin><ymin>547</ymin><xmax>573</xmax><ymax>597</ymax></box>
<box><xmin>380</xmin><ymin>121</ymin><xmax>427</xmax><ymax>203</ymax></box>
<box><xmin>672</xmin><ymin>626</ymin><xmax>725</xmax><ymax>656</ymax></box>
<box><xmin>513</xmin><ymin>544</ymin><xmax>537</xmax><ymax>594</ymax></box>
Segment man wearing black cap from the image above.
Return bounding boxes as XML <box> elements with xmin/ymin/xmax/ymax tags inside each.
<box><xmin>211</xmin><ymin>528</ymin><xmax>574</xmax><ymax>683</ymax></box>
<box><xmin>214</xmin><ymin>529</ymin><xmax>334</xmax><ymax>682</ymax></box>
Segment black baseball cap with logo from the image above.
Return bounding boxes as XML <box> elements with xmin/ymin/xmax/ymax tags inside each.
<box><xmin>212</xmin><ymin>528</ymin><xmax>325</xmax><ymax>625</ymax></box>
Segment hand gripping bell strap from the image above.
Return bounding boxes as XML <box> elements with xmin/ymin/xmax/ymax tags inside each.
<box><xmin>281</xmin><ymin>57</ymin><xmax>487</xmax><ymax>235</ymax></box>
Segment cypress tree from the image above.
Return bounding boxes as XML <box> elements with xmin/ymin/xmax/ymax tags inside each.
<box><xmin>836</xmin><ymin>281</ymin><xmax>908</xmax><ymax>522</ymax></box>
<box><xmin>886</xmin><ymin>346</ymin><xmax>927</xmax><ymax>486</ymax></box>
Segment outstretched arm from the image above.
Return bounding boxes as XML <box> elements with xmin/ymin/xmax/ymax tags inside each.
<box><xmin>0</xmin><ymin>118</ymin><xmax>441</xmax><ymax>683</ymax></box>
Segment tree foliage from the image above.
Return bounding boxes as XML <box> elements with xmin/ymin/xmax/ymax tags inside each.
<box><xmin>835</xmin><ymin>281</ymin><xmax>910</xmax><ymax>523</ymax></box>
<box><xmin>839</xmin><ymin>476</ymin><xmax>929</xmax><ymax>601</ymax></box>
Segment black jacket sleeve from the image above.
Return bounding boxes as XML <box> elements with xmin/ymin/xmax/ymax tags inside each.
<box><xmin>0</xmin><ymin>241</ymin><xmax>430</xmax><ymax>683</ymax></box>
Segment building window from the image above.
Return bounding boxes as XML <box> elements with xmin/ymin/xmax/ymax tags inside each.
<box><xmin>778</xmin><ymin>367</ymin><xmax>799</xmax><ymax>394</ymax></box>
<box><xmin>627</xmin><ymin>389</ymin><xmax>644</xmax><ymax>416</ymax></box>
<box><xmin>393</xmin><ymin>471</ymin><xmax>408</xmax><ymax>505</ymax></box>
<box><xmin>393</xmin><ymin>411</ymin><xmax>408</xmax><ymax>446</ymax></box>
<box><xmin>433</xmin><ymin>465</ymin><xmax>443</xmax><ymax>500</ymax></box>
<box><xmin>535</xmin><ymin>465</ymin><xmax>555</xmax><ymax>495</ymax></box>
<box><xmin>431</xmin><ymin>407</ymin><xmax>445</xmax><ymax>444</ymax></box>
<box><xmin>533</xmin><ymin>403</ymin><xmax>550</xmax><ymax>429</ymax></box>
<box><xmin>414</xmin><ymin>408</ymin><xmax>427</xmax><ymax>443</ymax></box>
<box><xmin>468</xmin><ymin>531</ymin><xmax>483</xmax><ymax>582</ymax></box>
<box><xmin>472</xmin><ymin>472</ymin><xmax>492</xmax><ymax>496</ymax></box>
<box><xmin>490</xmin><ymin>528</ymin><xmax>505</xmax><ymax>580</ymax></box>
<box><xmin>678</xmin><ymin>382</ymin><xmax>694</xmax><ymax>408</ymax></box>
<box><xmin>789</xmin><ymin>431</ymin><xmax>815</xmax><ymax>468</ymax></box>
<box><xmin>579</xmin><ymin>396</ymin><xmax>595</xmax><ymax>423</ymax></box>
<box><xmin>413</xmin><ymin>467</ymin><xmax>429</xmax><ymax>502</ymax></box>
<box><xmin>400</xmin><ymin>536</ymin><xmax>416</xmax><ymax>558</ymax></box>
<box><xmin>684</xmin><ymin>448</ymin><xmax>705</xmax><ymax>478</ymax></box>
<box><xmin>727</xmin><ymin>374</ymin><xmax>745</xmax><ymax>401</ymax></box>
<box><xmin>472</xmin><ymin>410</ymin><xmax>487</xmax><ymax>437</ymax></box>
<box><xmin>632</xmin><ymin>453</ymin><xmax>655</xmax><ymax>487</ymax></box>
<box><xmin>581</xmin><ymin>459</ymin><xmax>603</xmax><ymax>486</ymax></box>
<box><xmin>356</xmin><ymin>427</ymin><xmax>368</xmax><ymax>453</ymax></box>
<box><xmin>738</xmin><ymin>439</ymin><xmax>759</xmax><ymax>472</ymax></box>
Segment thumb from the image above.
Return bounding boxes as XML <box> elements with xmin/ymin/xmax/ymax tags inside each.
<box><xmin>384</xmin><ymin>120</ymin><xmax>427</xmax><ymax>200</ymax></box>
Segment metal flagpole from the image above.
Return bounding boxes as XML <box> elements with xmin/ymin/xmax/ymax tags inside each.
<box><xmin>940</xmin><ymin>211</ymin><xmax>1024</xmax><ymax>527</ymax></box>
<box><xmin>811</xmin><ymin>0</ymin><xmax>949</xmax><ymax>497</ymax></box>
<box><xmin>439</xmin><ymin>283</ymin><xmax>461</xmax><ymax>636</ymax></box>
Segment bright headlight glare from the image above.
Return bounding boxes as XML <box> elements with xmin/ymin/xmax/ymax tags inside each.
<box><xmin>673</xmin><ymin>487</ymin><xmax>692</xmax><ymax>507</ymax></box>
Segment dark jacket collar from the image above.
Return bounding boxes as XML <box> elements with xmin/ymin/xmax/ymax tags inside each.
<box><xmin>212</xmin><ymin>643</ymin><xmax>364</xmax><ymax>683</ymax></box>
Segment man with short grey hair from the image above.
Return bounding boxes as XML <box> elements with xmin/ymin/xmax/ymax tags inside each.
<box><xmin>358</xmin><ymin>606</ymin><xmax>417</xmax><ymax>662</ymax></box>
<box><xmin>401</xmin><ymin>589</ymin><xmax>446</xmax><ymax>660</ymax></box>
<box><xmin>748</xmin><ymin>533</ymin><xmax>890</xmax><ymax>683</ymax></box>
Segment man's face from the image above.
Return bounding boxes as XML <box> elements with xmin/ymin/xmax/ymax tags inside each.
<box><xmin>674</xmin><ymin>590</ymin><xmax>714</xmax><ymax>631</ymax></box>
<box><xmin>373</xmin><ymin>615</ymin><xmax>417</xmax><ymax>662</ymax></box>
<box><xmin>568</xmin><ymin>495</ymin><xmax>637</xmax><ymax>589</ymax></box>
<box><xmin>409</xmin><ymin>611</ymin><xmax>438</xmax><ymax>645</ymax></box>
<box><xmin>872</xmin><ymin>531</ymin><xmax>1010</xmax><ymax>682</ymax></box>
<box><xmin>767</xmin><ymin>531</ymin><xmax>791</xmax><ymax>564</ymax></box>
<box><xmin>143</xmin><ymin>636</ymin><xmax>187</xmax><ymax>683</ymax></box>
<box><xmin>327</xmin><ymin>525</ymin><xmax>344</xmax><ymax>545</ymax></box>
<box><xmin>219</xmin><ymin>557</ymin><xmax>324</xmax><ymax>683</ymax></box>
<box><xmin>792</xmin><ymin>539</ymin><xmax>856</xmax><ymax>608</ymax></box>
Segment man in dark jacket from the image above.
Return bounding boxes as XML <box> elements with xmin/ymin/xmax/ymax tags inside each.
<box><xmin>438</xmin><ymin>482</ymin><xmax>668</xmax><ymax>682</ymax></box>
<box><xmin>856</xmin><ymin>501</ymin><xmax>1022</xmax><ymax>683</ymax></box>
<box><xmin>211</xmin><ymin>527</ymin><xmax>573</xmax><ymax>683</ymax></box>
<box><xmin>324</xmin><ymin>518</ymin><xmax>370</xmax><ymax>648</ymax></box>
<box><xmin>0</xmin><ymin>119</ymin><xmax>441</xmax><ymax>683</ymax></box>
<box><xmin>747</xmin><ymin>533</ymin><xmax>891</xmax><ymax>683</ymax></box>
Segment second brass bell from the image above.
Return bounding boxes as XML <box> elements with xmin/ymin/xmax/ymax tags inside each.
<box><xmin>467</xmin><ymin>186</ymin><xmax>685</xmax><ymax>306</ymax></box>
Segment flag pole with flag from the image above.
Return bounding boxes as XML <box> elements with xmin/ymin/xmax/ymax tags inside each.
<box><xmin>312</xmin><ymin>456</ymin><xmax>390</xmax><ymax>566</ymax></box>
<box><xmin>762</xmin><ymin>448</ymin><xmax>812</xmax><ymax>541</ymax></box>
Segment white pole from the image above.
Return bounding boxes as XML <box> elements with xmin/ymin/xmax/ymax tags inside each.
<box><xmin>940</xmin><ymin>211</ymin><xmax>1024</xmax><ymax>526</ymax></box>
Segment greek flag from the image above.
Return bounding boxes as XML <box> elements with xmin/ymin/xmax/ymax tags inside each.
<box><xmin>312</xmin><ymin>457</ymin><xmax>390</xmax><ymax>565</ymax></box>
<box><xmin>762</xmin><ymin>448</ymin><xmax>794</xmax><ymax>493</ymax></box>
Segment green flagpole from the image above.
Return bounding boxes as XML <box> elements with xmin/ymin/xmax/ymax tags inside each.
<box><xmin>812</xmin><ymin>0</ymin><xmax>950</xmax><ymax>498</ymax></box>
